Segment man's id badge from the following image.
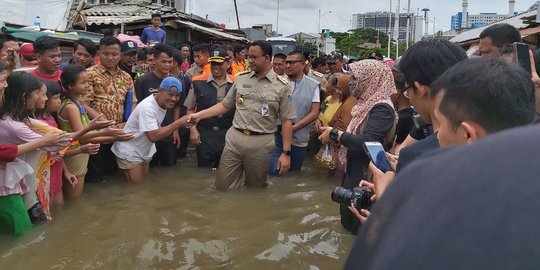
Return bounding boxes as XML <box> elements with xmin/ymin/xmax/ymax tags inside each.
<box><xmin>261</xmin><ymin>103</ymin><xmax>270</xmax><ymax>117</ymax></box>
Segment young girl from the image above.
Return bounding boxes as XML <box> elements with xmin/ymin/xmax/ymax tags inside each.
<box><xmin>0</xmin><ymin>72</ymin><xmax>71</xmax><ymax>230</ymax></box>
<box><xmin>35</xmin><ymin>81</ymin><xmax>102</xmax><ymax>206</ymax></box>
<box><xmin>58</xmin><ymin>64</ymin><xmax>133</xmax><ymax>199</ymax></box>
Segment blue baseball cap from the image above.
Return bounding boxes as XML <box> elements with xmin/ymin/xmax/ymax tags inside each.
<box><xmin>159</xmin><ymin>76</ymin><xmax>182</xmax><ymax>95</ymax></box>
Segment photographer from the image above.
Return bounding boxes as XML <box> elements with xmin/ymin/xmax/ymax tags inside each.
<box><xmin>344</xmin><ymin>60</ymin><xmax>538</xmax><ymax>270</ymax></box>
<box><xmin>353</xmin><ymin>57</ymin><xmax>537</xmax><ymax>224</ymax></box>
<box><xmin>319</xmin><ymin>59</ymin><xmax>397</xmax><ymax>233</ymax></box>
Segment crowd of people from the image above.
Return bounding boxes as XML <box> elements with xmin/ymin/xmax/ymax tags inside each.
<box><xmin>1</xmin><ymin>15</ymin><xmax>540</xmax><ymax>267</ymax></box>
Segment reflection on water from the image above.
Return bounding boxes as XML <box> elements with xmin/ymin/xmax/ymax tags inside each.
<box><xmin>0</xmin><ymin>156</ymin><xmax>354</xmax><ymax>269</ymax></box>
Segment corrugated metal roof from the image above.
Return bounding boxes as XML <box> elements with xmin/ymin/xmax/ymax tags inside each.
<box><xmin>175</xmin><ymin>20</ymin><xmax>248</xmax><ymax>42</ymax></box>
<box><xmin>450</xmin><ymin>9</ymin><xmax>537</xmax><ymax>44</ymax></box>
<box><xmin>80</xmin><ymin>0</ymin><xmax>218</xmax><ymax>28</ymax></box>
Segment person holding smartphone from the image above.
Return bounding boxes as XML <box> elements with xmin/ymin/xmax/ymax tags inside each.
<box><xmin>318</xmin><ymin>59</ymin><xmax>397</xmax><ymax>234</ymax></box>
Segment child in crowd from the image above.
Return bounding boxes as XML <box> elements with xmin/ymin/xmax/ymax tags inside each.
<box><xmin>35</xmin><ymin>81</ymin><xmax>108</xmax><ymax>206</ymax></box>
<box><xmin>57</xmin><ymin>64</ymin><xmax>133</xmax><ymax>199</ymax></box>
<box><xmin>0</xmin><ymin>72</ymin><xmax>71</xmax><ymax>227</ymax></box>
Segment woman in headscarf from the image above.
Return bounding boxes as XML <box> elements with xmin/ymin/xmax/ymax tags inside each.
<box><xmin>319</xmin><ymin>59</ymin><xmax>397</xmax><ymax>233</ymax></box>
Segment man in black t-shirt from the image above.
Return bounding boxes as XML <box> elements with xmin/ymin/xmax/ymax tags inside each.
<box><xmin>134</xmin><ymin>44</ymin><xmax>180</xmax><ymax>166</ymax></box>
<box><xmin>395</xmin><ymin>40</ymin><xmax>467</xmax><ymax>172</ymax></box>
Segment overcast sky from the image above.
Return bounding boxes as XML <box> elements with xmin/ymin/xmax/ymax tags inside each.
<box><xmin>188</xmin><ymin>0</ymin><xmax>536</xmax><ymax>35</ymax></box>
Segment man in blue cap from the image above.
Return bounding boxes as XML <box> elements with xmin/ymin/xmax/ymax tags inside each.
<box><xmin>112</xmin><ymin>77</ymin><xmax>192</xmax><ymax>182</ymax></box>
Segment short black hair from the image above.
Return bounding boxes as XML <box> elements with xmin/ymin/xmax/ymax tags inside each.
<box><xmin>311</xmin><ymin>57</ymin><xmax>327</xmax><ymax>68</ymax></box>
<box><xmin>33</xmin><ymin>36</ymin><xmax>59</xmax><ymax>55</ymax></box>
<box><xmin>180</xmin><ymin>44</ymin><xmax>190</xmax><ymax>50</ymax></box>
<box><xmin>233</xmin><ymin>45</ymin><xmax>245</xmax><ymax>54</ymax></box>
<box><xmin>153</xmin><ymin>43</ymin><xmax>174</xmax><ymax>58</ymax></box>
<box><xmin>432</xmin><ymin>58</ymin><xmax>535</xmax><ymax>133</ymax></box>
<box><xmin>250</xmin><ymin>40</ymin><xmax>272</xmax><ymax>57</ymax></box>
<box><xmin>297</xmin><ymin>48</ymin><xmax>310</xmax><ymax>60</ymax></box>
<box><xmin>192</xmin><ymin>43</ymin><xmax>210</xmax><ymax>54</ymax></box>
<box><xmin>220</xmin><ymin>45</ymin><xmax>233</xmax><ymax>53</ymax></box>
<box><xmin>138</xmin><ymin>49</ymin><xmax>148</xmax><ymax>61</ymax></box>
<box><xmin>172</xmin><ymin>50</ymin><xmax>183</xmax><ymax>64</ymax></box>
<box><xmin>152</xmin><ymin>13</ymin><xmax>161</xmax><ymax>19</ymax></box>
<box><xmin>0</xmin><ymin>34</ymin><xmax>18</xmax><ymax>50</ymax></box>
<box><xmin>61</xmin><ymin>64</ymin><xmax>87</xmax><ymax>93</ymax></box>
<box><xmin>73</xmin><ymin>38</ymin><xmax>97</xmax><ymax>56</ymax></box>
<box><xmin>273</xmin><ymin>53</ymin><xmax>287</xmax><ymax>60</ymax></box>
<box><xmin>399</xmin><ymin>39</ymin><xmax>467</xmax><ymax>88</ymax></box>
<box><xmin>99</xmin><ymin>36</ymin><xmax>121</xmax><ymax>48</ymax></box>
<box><xmin>479</xmin><ymin>23</ymin><xmax>521</xmax><ymax>49</ymax></box>
<box><xmin>288</xmin><ymin>49</ymin><xmax>307</xmax><ymax>61</ymax></box>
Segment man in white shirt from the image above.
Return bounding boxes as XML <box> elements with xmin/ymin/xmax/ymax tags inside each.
<box><xmin>112</xmin><ymin>77</ymin><xmax>191</xmax><ymax>182</ymax></box>
<box><xmin>269</xmin><ymin>50</ymin><xmax>320</xmax><ymax>175</ymax></box>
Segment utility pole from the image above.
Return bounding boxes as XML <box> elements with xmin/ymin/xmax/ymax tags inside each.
<box><xmin>394</xmin><ymin>0</ymin><xmax>400</xmax><ymax>58</ymax></box>
<box><xmin>406</xmin><ymin>0</ymin><xmax>411</xmax><ymax>48</ymax></box>
<box><xmin>233</xmin><ymin>0</ymin><xmax>240</xmax><ymax>30</ymax></box>
<box><xmin>276</xmin><ymin>0</ymin><xmax>280</xmax><ymax>35</ymax></box>
<box><xmin>387</xmin><ymin>0</ymin><xmax>392</xmax><ymax>58</ymax></box>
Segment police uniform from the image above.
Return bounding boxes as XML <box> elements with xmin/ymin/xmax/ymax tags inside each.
<box><xmin>307</xmin><ymin>68</ymin><xmax>328</xmax><ymax>102</ymax></box>
<box><xmin>184</xmin><ymin>73</ymin><xmax>236</xmax><ymax>168</ymax></box>
<box><xmin>217</xmin><ymin>69</ymin><xmax>296</xmax><ymax>190</ymax></box>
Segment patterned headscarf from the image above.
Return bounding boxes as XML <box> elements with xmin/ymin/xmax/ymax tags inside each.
<box><xmin>338</xmin><ymin>59</ymin><xmax>398</xmax><ymax>169</ymax></box>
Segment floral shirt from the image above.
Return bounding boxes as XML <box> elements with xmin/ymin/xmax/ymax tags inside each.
<box><xmin>84</xmin><ymin>63</ymin><xmax>137</xmax><ymax>123</ymax></box>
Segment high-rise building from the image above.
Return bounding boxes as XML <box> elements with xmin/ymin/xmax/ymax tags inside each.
<box><xmin>451</xmin><ymin>12</ymin><xmax>513</xmax><ymax>30</ymax></box>
<box><xmin>352</xmin><ymin>12</ymin><xmax>422</xmax><ymax>42</ymax></box>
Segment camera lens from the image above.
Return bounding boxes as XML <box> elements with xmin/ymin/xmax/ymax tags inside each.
<box><xmin>331</xmin><ymin>186</ymin><xmax>353</xmax><ymax>205</ymax></box>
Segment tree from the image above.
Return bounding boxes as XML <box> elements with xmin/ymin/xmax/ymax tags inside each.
<box><xmin>295</xmin><ymin>36</ymin><xmax>318</xmax><ymax>57</ymax></box>
<box><xmin>331</xmin><ymin>28</ymin><xmax>408</xmax><ymax>60</ymax></box>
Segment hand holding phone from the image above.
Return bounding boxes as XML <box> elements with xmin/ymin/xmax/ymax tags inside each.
<box><xmin>514</xmin><ymin>42</ymin><xmax>532</xmax><ymax>74</ymax></box>
<box><xmin>364</xmin><ymin>141</ymin><xmax>394</xmax><ymax>173</ymax></box>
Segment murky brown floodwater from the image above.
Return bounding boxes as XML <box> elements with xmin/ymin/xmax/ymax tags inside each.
<box><xmin>0</xmin><ymin>155</ymin><xmax>354</xmax><ymax>269</ymax></box>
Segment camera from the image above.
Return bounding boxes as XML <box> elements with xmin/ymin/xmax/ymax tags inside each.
<box><xmin>331</xmin><ymin>186</ymin><xmax>374</xmax><ymax>211</ymax></box>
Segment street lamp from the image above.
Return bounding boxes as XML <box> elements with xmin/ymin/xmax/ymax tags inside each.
<box><xmin>318</xmin><ymin>9</ymin><xmax>332</xmax><ymax>56</ymax></box>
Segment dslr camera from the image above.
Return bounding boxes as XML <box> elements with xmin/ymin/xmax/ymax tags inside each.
<box><xmin>331</xmin><ymin>186</ymin><xmax>374</xmax><ymax>211</ymax></box>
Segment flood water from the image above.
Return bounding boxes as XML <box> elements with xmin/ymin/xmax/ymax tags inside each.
<box><xmin>0</xmin><ymin>155</ymin><xmax>355</xmax><ymax>269</ymax></box>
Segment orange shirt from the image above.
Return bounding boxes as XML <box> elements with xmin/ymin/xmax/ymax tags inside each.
<box><xmin>231</xmin><ymin>60</ymin><xmax>248</xmax><ymax>76</ymax></box>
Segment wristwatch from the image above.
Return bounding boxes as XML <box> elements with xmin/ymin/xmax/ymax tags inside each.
<box><xmin>282</xmin><ymin>150</ymin><xmax>292</xmax><ymax>156</ymax></box>
<box><xmin>329</xmin><ymin>128</ymin><xmax>339</xmax><ymax>142</ymax></box>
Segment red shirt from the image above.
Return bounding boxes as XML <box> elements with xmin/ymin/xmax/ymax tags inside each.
<box><xmin>30</xmin><ymin>69</ymin><xmax>62</xmax><ymax>82</ymax></box>
<box><xmin>0</xmin><ymin>144</ymin><xmax>17</xmax><ymax>162</ymax></box>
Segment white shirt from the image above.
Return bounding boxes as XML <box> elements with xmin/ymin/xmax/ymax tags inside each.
<box><xmin>112</xmin><ymin>95</ymin><xmax>167</xmax><ymax>162</ymax></box>
<box><xmin>289</xmin><ymin>76</ymin><xmax>320</xmax><ymax>103</ymax></box>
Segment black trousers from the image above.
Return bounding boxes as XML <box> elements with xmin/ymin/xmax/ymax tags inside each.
<box><xmin>86</xmin><ymin>143</ymin><xmax>117</xmax><ymax>181</ymax></box>
<box><xmin>177</xmin><ymin>127</ymin><xmax>190</xmax><ymax>159</ymax></box>
<box><xmin>196</xmin><ymin>126</ymin><xmax>227</xmax><ymax>168</ymax></box>
<box><xmin>151</xmin><ymin>136</ymin><xmax>177</xmax><ymax>167</ymax></box>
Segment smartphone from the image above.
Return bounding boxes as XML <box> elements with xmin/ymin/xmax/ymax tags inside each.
<box><xmin>363</xmin><ymin>141</ymin><xmax>393</xmax><ymax>173</ymax></box>
<box><xmin>514</xmin><ymin>42</ymin><xmax>531</xmax><ymax>74</ymax></box>
<box><xmin>6</xmin><ymin>49</ymin><xmax>15</xmax><ymax>63</ymax></box>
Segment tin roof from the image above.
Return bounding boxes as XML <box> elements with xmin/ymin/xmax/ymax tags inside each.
<box><xmin>80</xmin><ymin>0</ymin><xmax>218</xmax><ymax>28</ymax></box>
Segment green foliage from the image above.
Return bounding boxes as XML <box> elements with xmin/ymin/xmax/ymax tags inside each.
<box><xmin>295</xmin><ymin>37</ymin><xmax>318</xmax><ymax>57</ymax></box>
<box><xmin>330</xmin><ymin>28</ymin><xmax>408</xmax><ymax>59</ymax></box>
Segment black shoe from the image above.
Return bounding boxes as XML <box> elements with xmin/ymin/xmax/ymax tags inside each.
<box><xmin>28</xmin><ymin>203</ymin><xmax>47</xmax><ymax>224</ymax></box>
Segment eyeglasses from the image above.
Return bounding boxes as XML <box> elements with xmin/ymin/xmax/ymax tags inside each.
<box><xmin>403</xmin><ymin>84</ymin><xmax>414</xmax><ymax>99</ymax></box>
<box><xmin>284</xmin><ymin>60</ymin><xmax>304</xmax><ymax>66</ymax></box>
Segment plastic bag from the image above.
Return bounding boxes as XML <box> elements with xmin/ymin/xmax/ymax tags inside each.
<box><xmin>315</xmin><ymin>144</ymin><xmax>336</xmax><ymax>170</ymax></box>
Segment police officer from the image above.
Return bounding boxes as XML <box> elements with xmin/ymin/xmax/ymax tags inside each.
<box><xmin>188</xmin><ymin>40</ymin><xmax>296</xmax><ymax>191</ymax></box>
<box><xmin>184</xmin><ymin>47</ymin><xmax>235</xmax><ymax>168</ymax></box>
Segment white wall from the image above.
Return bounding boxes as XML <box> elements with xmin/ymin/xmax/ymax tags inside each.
<box><xmin>0</xmin><ymin>0</ymin><xmax>73</xmax><ymax>30</ymax></box>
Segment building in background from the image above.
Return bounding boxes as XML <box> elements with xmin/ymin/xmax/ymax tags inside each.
<box><xmin>450</xmin><ymin>12</ymin><xmax>515</xmax><ymax>31</ymax></box>
<box><xmin>451</xmin><ymin>0</ymin><xmax>519</xmax><ymax>31</ymax></box>
<box><xmin>351</xmin><ymin>11</ymin><xmax>423</xmax><ymax>42</ymax></box>
<box><xmin>241</xmin><ymin>24</ymin><xmax>273</xmax><ymax>41</ymax></box>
